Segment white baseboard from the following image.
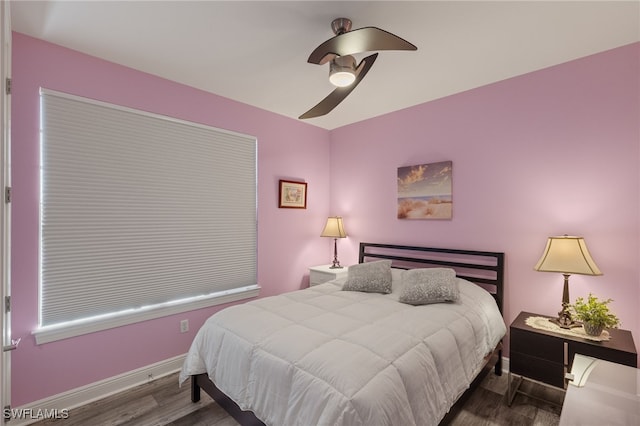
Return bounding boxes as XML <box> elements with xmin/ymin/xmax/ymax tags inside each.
<box><xmin>8</xmin><ymin>354</ymin><xmax>186</xmax><ymax>425</ymax></box>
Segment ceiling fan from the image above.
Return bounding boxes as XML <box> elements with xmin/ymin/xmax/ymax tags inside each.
<box><xmin>299</xmin><ymin>18</ymin><xmax>417</xmax><ymax>120</ymax></box>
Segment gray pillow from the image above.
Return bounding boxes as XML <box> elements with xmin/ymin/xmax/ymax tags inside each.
<box><xmin>342</xmin><ymin>260</ymin><xmax>393</xmax><ymax>294</ymax></box>
<box><xmin>399</xmin><ymin>268</ymin><xmax>459</xmax><ymax>305</ymax></box>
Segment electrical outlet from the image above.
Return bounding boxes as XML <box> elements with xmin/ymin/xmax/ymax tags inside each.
<box><xmin>180</xmin><ymin>319</ymin><xmax>189</xmax><ymax>333</ymax></box>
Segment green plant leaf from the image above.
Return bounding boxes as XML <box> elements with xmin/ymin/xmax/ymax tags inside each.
<box><xmin>569</xmin><ymin>293</ymin><xmax>620</xmax><ymax>328</ymax></box>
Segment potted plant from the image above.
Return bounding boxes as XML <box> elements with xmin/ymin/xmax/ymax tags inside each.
<box><xmin>570</xmin><ymin>293</ymin><xmax>620</xmax><ymax>336</ymax></box>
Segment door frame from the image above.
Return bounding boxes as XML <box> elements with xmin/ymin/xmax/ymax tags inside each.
<box><xmin>1</xmin><ymin>0</ymin><xmax>12</xmax><ymax>422</ymax></box>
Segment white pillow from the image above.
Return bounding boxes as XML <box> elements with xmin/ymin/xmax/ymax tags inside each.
<box><xmin>399</xmin><ymin>268</ymin><xmax>459</xmax><ymax>305</ymax></box>
<box><xmin>391</xmin><ymin>268</ymin><xmax>406</xmax><ymax>293</ymax></box>
<box><xmin>342</xmin><ymin>260</ymin><xmax>393</xmax><ymax>294</ymax></box>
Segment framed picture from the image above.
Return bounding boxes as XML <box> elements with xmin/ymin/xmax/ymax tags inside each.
<box><xmin>397</xmin><ymin>161</ymin><xmax>452</xmax><ymax>220</ymax></box>
<box><xmin>279</xmin><ymin>179</ymin><xmax>307</xmax><ymax>209</ymax></box>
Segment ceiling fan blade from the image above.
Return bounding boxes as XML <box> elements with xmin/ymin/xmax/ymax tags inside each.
<box><xmin>308</xmin><ymin>27</ymin><xmax>416</xmax><ymax>65</ymax></box>
<box><xmin>299</xmin><ymin>53</ymin><xmax>378</xmax><ymax>120</ymax></box>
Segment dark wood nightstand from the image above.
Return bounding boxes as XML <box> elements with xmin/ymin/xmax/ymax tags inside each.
<box><xmin>508</xmin><ymin>311</ymin><xmax>637</xmax><ymax>405</ymax></box>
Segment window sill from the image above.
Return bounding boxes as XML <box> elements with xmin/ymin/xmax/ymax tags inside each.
<box><xmin>33</xmin><ymin>285</ymin><xmax>260</xmax><ymax>344</ymax></box>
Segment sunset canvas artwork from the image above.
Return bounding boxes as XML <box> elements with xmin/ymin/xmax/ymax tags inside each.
<box><xmin>397</xmin><ymin>161</ymin><xmax>452</xmax><ymax>219</ymax></box>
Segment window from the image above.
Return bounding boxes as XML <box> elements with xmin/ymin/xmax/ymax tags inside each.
<box><xmin>35</xmin><ymin>89</ymin><xmax>258</xmax><ymax>344</ymax></box>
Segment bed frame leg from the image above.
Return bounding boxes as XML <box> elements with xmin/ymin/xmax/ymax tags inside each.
<box><xmin>495</xmin><ymin>348</ymin><xmax>503</xmax><ymax>376</ymax></box>
<box><xmin>191</xmin><ymin>375</ymin><xmax>201</xmax><ymax>403</ymax></box>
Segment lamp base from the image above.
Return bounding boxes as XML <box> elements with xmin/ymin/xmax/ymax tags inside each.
<box><xmin>548</xmin><ymin>273</ymin><xmax>581</xmax><ymax>329</ymax></box>
<box><xmin>549</xmin><ymin>310</ymin><xmax>581</xmax><ymax>329</ymax></box>
<box><xmin>329</xmin><ymin>238</ymin><xmax>343</xmax><ymax>269</ymax></box>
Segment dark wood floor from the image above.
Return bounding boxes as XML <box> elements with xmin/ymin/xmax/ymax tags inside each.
<box><xmin>34</xmin><ymin>370</ymin><xmax>563</xmax><ymax>426</ymax></box>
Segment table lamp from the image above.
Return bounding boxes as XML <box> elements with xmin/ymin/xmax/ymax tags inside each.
<box><xmin>320</xmin><ymin>217</ymin><xmax>347</xmax><ymax>269</ymax></box>
<box><xmin>534</xmin><ymin>235</ymin><xmax>602</xmax><ymax>328</ymax></box>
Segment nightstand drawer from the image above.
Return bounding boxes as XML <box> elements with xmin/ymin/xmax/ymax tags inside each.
<box><xmin>309</xmin><ymin>265</ymin><xmax>349</xmax><ymax>286</ymax></box>
<box><xmin>511</xmin><ymin>327</ymin><xmax>564</xmax><ymax>362</ymax></box>
<box><xmin>569</xmin><ymin>340</ymin><xmax>637</xmax><ymax>368</ymax></box>
<box><xmin>310</xmin><ymin>270</ymin><xmax>335</xmax><ymax>286</ymax></box>
<box><xmin>510</xmin><ymin>352</ymin><xmax>564</xmax><ymax>388</ymax></box>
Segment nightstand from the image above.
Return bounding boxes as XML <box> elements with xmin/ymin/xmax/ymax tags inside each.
<box><xmin>309</xmin><ymin>264</ymin><xmax>349</xmax><ymax>286</ymax></box>
<box><xmin>508</xmin><ymin>311</ymin><xmax>637</xmax><ymax>405</ymax></box>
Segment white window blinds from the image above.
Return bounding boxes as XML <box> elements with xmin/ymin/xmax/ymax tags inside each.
<box><xmin>39</xmin><ymin>89</ymin><xmax>257</xmax><ymax>330</ymax></box>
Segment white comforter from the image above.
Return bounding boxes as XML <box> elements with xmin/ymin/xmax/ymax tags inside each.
<box><xmin>179</xmin><ymin>277</ymin><xmax>506</xmax><ymax>426</ymax></box>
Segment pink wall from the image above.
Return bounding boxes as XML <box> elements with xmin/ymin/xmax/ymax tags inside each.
<box><xmin>330</xmin><ymin>43</ymin><xmax>640</xmax><ymax>356</ymax></box>
<box><xmin>11</xmin><ymin>33</ymin><xmax>332</xmax><ymax>405</ymax></box>
<box><xmin>11</xmin><ymin>32</ymin><xmax>640</xmax><ymax>406</ymax></box>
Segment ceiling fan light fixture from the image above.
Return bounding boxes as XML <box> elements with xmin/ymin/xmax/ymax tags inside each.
<box><xmin>329</xmin><ymin>70</ymin><xmax>356</xmax><ymax>87</ymax></box>
<box><xmin>329</xmin><ymin>55</ymin><xmax>356</xmax><ymax>87</ymax></box>
<box><xmin>301</xmin><ymin>16</ymin><xmax>417</xmax><ymax>119</ymax></box>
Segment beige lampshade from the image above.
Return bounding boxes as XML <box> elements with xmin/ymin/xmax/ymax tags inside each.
<box><xmin>534</xmin><ymin>235</ymin><xmax>602</xmax><ymax>276</ymax></box>
<box><xmin>320</xmin><ymin>217</ymin><xmax>347</xmax><ymax>238</ymax></box>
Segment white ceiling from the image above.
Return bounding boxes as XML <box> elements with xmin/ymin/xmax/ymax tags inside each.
<box><xmin>10</xmin><ymin>1</ymin><xmax>640</xmax><ymax>130</ymax></box>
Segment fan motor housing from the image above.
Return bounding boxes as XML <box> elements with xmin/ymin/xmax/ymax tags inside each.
<box><xmin>331</xmin><ymin>18</ymin><xmax>352</xmax><ymax>35</ymax></box>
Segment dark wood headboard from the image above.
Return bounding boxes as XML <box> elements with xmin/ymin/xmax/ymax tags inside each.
<box><xmin>358</xmin><ymin>242</ymin><xmax>505</xmax><ymax>313</ymax></box>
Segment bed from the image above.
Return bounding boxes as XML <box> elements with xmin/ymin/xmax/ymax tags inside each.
<box><xmin>179</xmin><ymin>243</ymin><xmax>506</xmax><ymax>425</ymax></box>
